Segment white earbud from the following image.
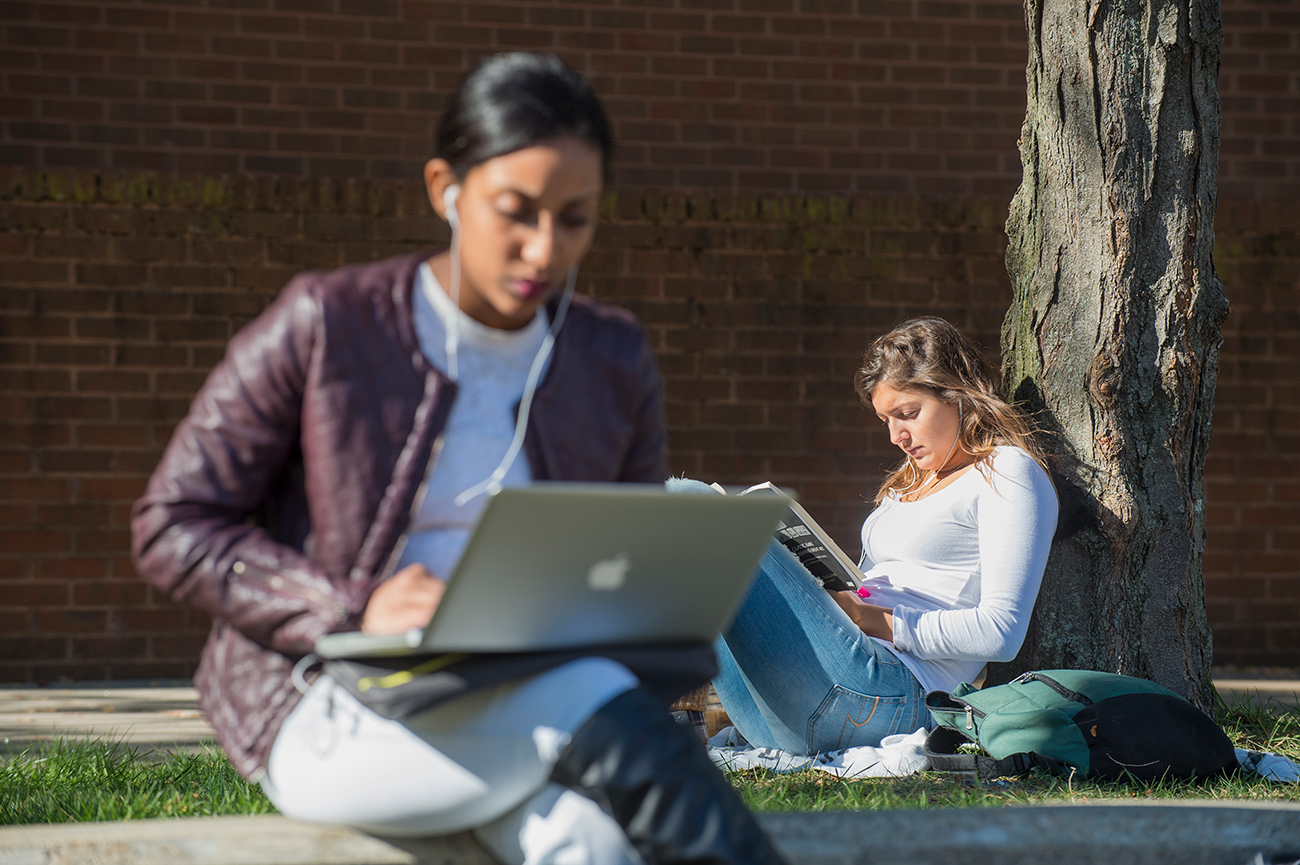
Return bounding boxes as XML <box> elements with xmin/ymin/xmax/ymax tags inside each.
<box><xmin>443</xmin><ymin>185</ymin><xmax>460</xmax><ymax>229</ymax></box>
<box><xmin>443</xmin><ymin>182</ymin><xmax>462</xmax><ymax>381</ymax></box>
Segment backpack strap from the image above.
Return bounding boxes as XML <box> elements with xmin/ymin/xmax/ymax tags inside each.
<box><xmin>924</xmin><ymin>727</ymin><xmax>1071</xmax><ymax>782</ymax></box>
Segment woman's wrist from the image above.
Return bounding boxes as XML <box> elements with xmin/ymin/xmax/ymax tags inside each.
<box><xmin>859</xmin><ymin>605</ymin><xmax>895</xmax><ymax>642</ymax></box>
<box><xmin>831</xmin><ymin>591</ymin><xmax>895</xmax><ymax>642</ymax></box>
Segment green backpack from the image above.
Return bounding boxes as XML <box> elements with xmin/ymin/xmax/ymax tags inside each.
<box><xmin>924</xmin><ymin>669</ymin><xmax>1238</xmax><ymax>782</ymax></box>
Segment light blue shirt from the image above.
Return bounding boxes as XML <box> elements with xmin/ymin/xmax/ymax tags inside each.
<box><xmin>395</xmin><ymin>263</ymin><xmax>550</xmax><ymax>580</ymax></box>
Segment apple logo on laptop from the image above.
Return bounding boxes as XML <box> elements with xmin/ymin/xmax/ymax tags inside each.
<box><xmin>587</xmin><ymin>553</ymin><xmax>631</xmax><ymax>591</ymax></box>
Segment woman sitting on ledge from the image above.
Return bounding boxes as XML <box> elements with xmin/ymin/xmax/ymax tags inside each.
<box><xmin>133</xmin><ymin>52</ymin><xmax>784</xmax><ymax>865</ymax></box>
<box><xmin>679</xmin><ymin>316</ymin><xmax>1058</xmax><ymax>755</ymax></box>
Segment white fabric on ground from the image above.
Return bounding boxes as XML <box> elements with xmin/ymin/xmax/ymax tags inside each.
<box><xmin>707</xmin><ymin>727</ymin><xmax>1300</xmax><ymax>783</ymax></box>
<box><xmin>707</xmin><ymin>726</ymin><xmax>931</xmax><ymax>778</ymax></box>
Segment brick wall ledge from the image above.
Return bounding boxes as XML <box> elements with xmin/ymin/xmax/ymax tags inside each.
<box><xmin>0</xmin><ymin>167</ymin><xmax>1022</xmax><ymax>229</ymax></box>
<box><xmin>2</xmin><ymin>804</ymin><xmax>1300</xmax><ymax>865</ymax></box>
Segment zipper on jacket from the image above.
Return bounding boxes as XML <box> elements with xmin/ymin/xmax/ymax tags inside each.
<box><xmin>1012</xmin><ymin>672</ymin><xmax>1093</xmax><ymax>706</ymax></box>
<box><xmin>378</xmin><ymin>430</ymin><xmax>445</xmax><ymax>582</ymax></box>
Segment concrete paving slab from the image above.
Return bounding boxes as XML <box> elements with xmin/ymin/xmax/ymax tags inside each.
<box><xmin>1216</xmin><ymin>679</ymin><xmax>1300</xmax><ymax>711</ymax></box>
<box><xmin>763</xmin><ymin>802</ymin><xmax>1300</xmax><ymax>864</ymax></box>
<box><xmin>2</xmin><ymin>805</ymin><xmax>1300</xmax><ymax>865</ymax></box>
<box><xmin>1</xmin><ymin>676</ymin><xmax>1296</xmax><ymax>770</ymax></box>
<box><xmin>4</xmin><ymin>677</ymin><xmax>1296</xmax><ymax>758</ymax></box>
<box><xmin>0</xmin><ymin>686</ymin><xmax>213</xmax><ymax>756</ymax></box>
<box><xmin>0</xmin><ymin>815</ymin><xmax>494</xmax><ymax>865</ymax></box>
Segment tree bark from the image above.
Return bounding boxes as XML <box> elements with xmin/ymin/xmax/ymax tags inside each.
<box><xmin>998</xmin><ymin>0</ymin><xmax>1229</xmax><ymax>707</ymax></box>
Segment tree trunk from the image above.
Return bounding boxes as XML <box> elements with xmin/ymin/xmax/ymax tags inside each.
<box><xmin>998</xmin><ymin>0</ymin><xmax>1229</xmax><ymax>708</ymax></box>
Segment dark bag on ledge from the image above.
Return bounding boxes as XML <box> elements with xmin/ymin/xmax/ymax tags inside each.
<box><xmin>322</xmin><ymin>642</ymin><xmax>718</xmax><ymax>722</ymax></box>
<box><xmin>924</xmin><ymin>669</ymin><xmax>1238</xmax><ymax>783</ymax></box>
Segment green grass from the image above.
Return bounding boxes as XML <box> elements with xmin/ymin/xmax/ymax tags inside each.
<box><xmin>738</xmin><ymin>696</ymin><xmax>1300</xmax><ymax>813</ymax></box>
<box><xmin>0</xmin><ymin>739</ymin><xmax>274</xmax><ymax>824</ymax></box>
<box><xmin>737</xmin><ymin>759</ymin><xmax>1300</xmax><ymax>813</ymax></box>
<box><xmin>1</xmin><ymin>699</ymin><xmax>1296</xmax><ymax>825</ymax></box>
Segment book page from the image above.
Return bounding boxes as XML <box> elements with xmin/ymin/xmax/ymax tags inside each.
<box><xmin>737</xmin><ymin>482</ymin><xmax>864</xmax><ymax>591</ymax></box>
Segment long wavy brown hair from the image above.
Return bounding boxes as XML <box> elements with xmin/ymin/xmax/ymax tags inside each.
<box><xmin>854</xmin><ymin>316</ymin><xmax>1051</xmax><ymax>502</ymax></box>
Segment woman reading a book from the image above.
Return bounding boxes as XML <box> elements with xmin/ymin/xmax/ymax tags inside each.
<box><xmin>691</xmin><ymin>317</ymin><xmax>1058</xmax><ymax>755</ymax></box>
<box><xmin>132</xmin><ymin>52</ymin><xmax>784</xmax><ymax>865</ymax></box>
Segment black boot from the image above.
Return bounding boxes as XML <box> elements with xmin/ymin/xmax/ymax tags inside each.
<box><xmin>550</xmin><ymin>686</ymin><xmax>787</xmax><ymax>865</ymax></box>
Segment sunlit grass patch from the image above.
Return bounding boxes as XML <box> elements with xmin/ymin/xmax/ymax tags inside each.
<box><xmin>0</xmin><ymin>738</ymin><xmax>274</xmax><ymax>825</ymax></box>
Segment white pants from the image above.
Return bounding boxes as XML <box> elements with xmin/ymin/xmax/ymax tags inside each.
<box><xmin>263</xmin><ymin>657</ymin><xmax>644</xmax><ymax>865</ymax></box>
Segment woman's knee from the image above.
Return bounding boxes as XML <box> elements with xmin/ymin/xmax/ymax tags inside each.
<box><xmin>664</xmin><ymin>476</ymin><xmax>721</xmax><ymax>496</ymax></box>
<box><xmin>476</xmin><ymin>785</ymin><xmax>643</xmax><ymax>865</ymax></box>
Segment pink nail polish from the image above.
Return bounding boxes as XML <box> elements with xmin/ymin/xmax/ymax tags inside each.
<box><xmin>857</xmin><ymin>586</ymin><xmax>871</xmax><ymax>599</ymax></box>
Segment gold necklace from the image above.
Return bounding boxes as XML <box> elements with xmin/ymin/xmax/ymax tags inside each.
<box><xmin>932</xmin><ymin>457</ymin><xmax>975</xmax><ymax>480</ymax></box>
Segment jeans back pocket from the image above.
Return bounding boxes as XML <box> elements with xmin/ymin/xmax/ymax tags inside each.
<box><xmin>807</xmin><ymin>684</ymin><xmax>909</xmax><ymax>753</ymax></box>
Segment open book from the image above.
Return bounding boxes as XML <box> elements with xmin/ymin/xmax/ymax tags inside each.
<box><xmin>709</xmin><ymin>481</ymin><xmax>864</xmax><ymax>593</ymax></box>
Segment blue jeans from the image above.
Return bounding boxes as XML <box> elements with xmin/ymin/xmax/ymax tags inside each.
<box><xmin>667</xmin><ymin>477</ymin><xmax>928</xmax><ymax>754</ymax></box>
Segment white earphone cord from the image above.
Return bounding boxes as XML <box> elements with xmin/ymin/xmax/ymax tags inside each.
<box><xmin>453</xmin><ymin>265</ymin><xmax>577</xmax><ymax>507</ymax></box>
<box><xmin>441</xmin><ymin>184</ymin><xmax>578</xmax><ymax>506</ymax></box>
<box><xmin>444</xmin><ymin>188</ymin><xmax>461</xmax><ymax>383</ymax></box>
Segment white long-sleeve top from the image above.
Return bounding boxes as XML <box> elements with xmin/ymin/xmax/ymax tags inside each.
<box><xmin>858</xmin><ymin>446</ymin><xmax>1057</xmax><ymax>696</ymax></box>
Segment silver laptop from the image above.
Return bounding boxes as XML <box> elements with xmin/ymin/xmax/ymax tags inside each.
<box><xmin>314</xmin><ymin>483</ymin><xmax>789</xmax><ymax>659</ymax></box>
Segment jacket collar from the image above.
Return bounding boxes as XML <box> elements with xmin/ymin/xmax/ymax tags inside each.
<box><xmin>390</xmin><ymin>249</ymin><xmax>440</xmax><ymax>375</ymax></box>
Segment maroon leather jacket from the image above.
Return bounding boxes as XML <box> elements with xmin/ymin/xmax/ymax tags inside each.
<box><xmin>131</xmin><ymin>251</ymin><xmax>668</xmax><ymax>779</ymax></box>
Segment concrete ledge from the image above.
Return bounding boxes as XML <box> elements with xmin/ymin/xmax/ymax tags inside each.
<box><xmin>3</xmin><ymin>803</ymin><xmax>1300</xmax><ymax>865</ymax></box>
<box><xmin>0</xmin><ymin>686</ymin><xmax>212</xmax><ymax>755</ymax></box>
<box><xmin>763</xmin><ymin>802</ymin><xmax>1300</xmax><ymax>864</ymax></box>
<box><xmin>0</xmin><ymin>816</ymin><xmax>495</xmax><ymax>865</ymax></box>
<box><xmin>1215</xmin><ymin>679</ymin><xmax>1300</xmax><ymax>711</ymax></box>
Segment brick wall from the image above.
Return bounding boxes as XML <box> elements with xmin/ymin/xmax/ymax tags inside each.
<box><xmin>0</xmin><ymin>171</ymin><xmax>447</xmax><ymax>680</ymax></box>
<box><xmin>4</xmin><ymin>1</ymin><xmax>1297</xmax><ymax>200</ymax></box>
<box><xmin>0</xmin><ymin>168</ymin><xmax>1016</xmax><ymax>681</ymax></box>
<box><xmin>1219</xmin><ymin>1</ymin><xmax>1300</xmax><ymax>201</ymax></box>
<box><xmin>2</xmin><ymin>0</ymin><xmax>1299</xmax><ymax>678</ymax></box>
<box><xmin>2</xmin><ymin>169</ymin><xmax>1297</xmax><ymax>679</ymax></box>
<box><xmin>0</xmin><ymin>0</ymin><xmax>1029</xmax><ymax>196</ymax></box>
<box><xmin>1205</xmin><ymin>201</ymin><xmax>1300</xmax><ymax>667</ymax></box>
